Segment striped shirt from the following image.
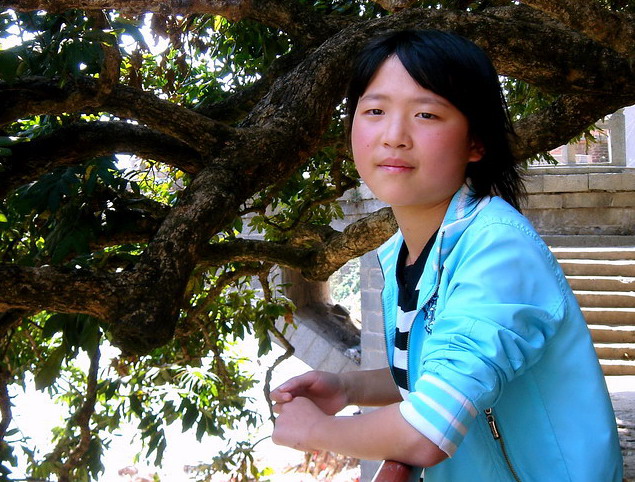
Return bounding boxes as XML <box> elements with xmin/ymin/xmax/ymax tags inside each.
<box><xmin>393</xmin><ymin>232</ymin><xmax>437</xmax><ymax>399</ymax></box>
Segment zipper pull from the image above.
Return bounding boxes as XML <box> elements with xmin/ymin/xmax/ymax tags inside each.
<box><xmin>485</xmin><ymin>408</ymin><xmax>500</xmax><ymax>440</ymax></box>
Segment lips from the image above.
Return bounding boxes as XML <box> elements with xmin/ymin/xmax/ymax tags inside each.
<box><xmin>378</xmin><ymin>158</ymin><xmax>414</xmax><ymax>171</ymax></box>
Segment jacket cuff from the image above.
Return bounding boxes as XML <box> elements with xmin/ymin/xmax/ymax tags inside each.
<box><xmin>399</xmin><ymin>373</ymin><xmax>478</xmax><ymax>457</ymax></box>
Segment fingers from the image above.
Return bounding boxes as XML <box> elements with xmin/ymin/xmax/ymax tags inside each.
<box><xmin>271</xmin><ymin>372</ymin><xmax>316</xmax><ymax>400</ymax></box>
<box><xmin>270</xmin><ymin>389</ymin><xmax>293</xmax><ymax>404</ymax></box>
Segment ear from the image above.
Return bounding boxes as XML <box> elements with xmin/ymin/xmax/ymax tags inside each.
<box><xmin>468</xmin><ymin>138</ymin><xmax>485</xmax><ymax>163</ymax></box>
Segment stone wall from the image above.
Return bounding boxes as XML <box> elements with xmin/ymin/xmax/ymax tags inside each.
<box><xmin>523</xmin><ymin>167</ymin><xmax>635</xmax><ymax>240</ymax></box>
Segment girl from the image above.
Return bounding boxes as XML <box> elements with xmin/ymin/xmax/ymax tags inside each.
<box><xmin>271</xmin><ymin>30</ymin><xmax>623</xmax><ymax>481</ymax></box>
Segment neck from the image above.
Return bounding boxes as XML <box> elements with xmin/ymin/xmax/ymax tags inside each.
<box><xmin>392</xmin><ymin>201</ymin><xmax>449</xmax><ymax>265</ymax></box>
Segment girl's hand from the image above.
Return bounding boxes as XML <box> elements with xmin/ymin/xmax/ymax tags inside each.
<box><xmin>272</xmin><ymin>396</ymin><xmax>327</xmax><ymax>451</ymax></box>
<box><xmin>270</xmin><ymin>371</ymin><xmax>349</xmax><ymax>415</ymax></box>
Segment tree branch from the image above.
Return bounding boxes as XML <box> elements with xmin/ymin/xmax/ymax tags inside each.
<box><xmin>0</xmin><ymin>77</ymin><xmax>237</xmax><ymax>150</ymax></box>
<box><xmin>194</xmin><ymin>48</ymin><xmax>309</xmax><ymax>123</ymax></box>
<box><xmin>305</xmin><ymin>206</ymin><xmax>397</xmax><ymax>280</ymax></box>
<box><xmin>466</xmin><ymin>5</ymin><xmax>635</xmax><ymax>96</ymax></box>
<box><xmin>2</xmin><ymin>4</ymin><xmax>634</xmax><ymax>358</ymax></box>
<box><xmin>0</xmin><ymin>364</ymin><xmax>12</xmax><ymax>442</ymax></box>
<box><xmin>58</xmin><ymin>343</ymin><xmax>101</xmax><ymax>482</ymax></box>
<box><xmin>0</xmin><ymin>264</ymin><xmax>121</xmax><ymax>318</ymax></box>
<box><xmin>512</xmin><ymin>93</ymin><xmax>633</xmax><ymax>159</ymax></box>
<box><xmin>106</xmin><ymin>163</ymin><xmax>247</xmax><ymax>353</ymax></box>
<box><xmin>200</xmin><ymin>238</ymin><xmax>314</xmax><ymax>270</ymax></box>
<box><xmin>0</xmin><ymin>121</ymin><xmax>202</xmax><ymax>199</ymax></box>
<box><xmin>200</xmin><ymin>207</ymin><xmax>397</xmax><ymax>281</ymax></box>
<box><xmin>519</xmin><ymin>0</ymin><xmax>635</xmax><ymax>56</ymax></box>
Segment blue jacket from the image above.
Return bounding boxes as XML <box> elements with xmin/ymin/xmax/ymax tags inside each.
<box><xmin>378</xmin><ymin>185</ymin><xmax>623</xmax><ymax>481</ymax></box>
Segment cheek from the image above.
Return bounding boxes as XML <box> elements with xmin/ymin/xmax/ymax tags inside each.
<box><xmin>351</xmin><ymin>122</ymin><xmax>371</xmax><ymax>159</ymax></box>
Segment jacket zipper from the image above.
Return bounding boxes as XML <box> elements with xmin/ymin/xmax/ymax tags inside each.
<box><xmin>379</xmin><ymin>230</ymin><xmax>446</xmax><ymax>392</ymax></box>
<box><xmin>485</xmin><ymin>408</ymin><xmax>522</xmax><ymax>482</ymax></box>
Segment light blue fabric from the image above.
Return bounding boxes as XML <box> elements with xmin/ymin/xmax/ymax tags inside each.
<box><xmin>378</xmin><ymin>184</ymin><xmax>623</xmax><ymax>481</ymax></box>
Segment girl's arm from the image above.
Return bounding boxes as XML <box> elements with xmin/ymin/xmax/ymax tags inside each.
<box><xmin>341</xmin><ymin>367</ymin><xmax>402</xmax><ymax>406</ymax></box>
<box><xmin>272</xmin><ymin>396</ymin><xmax>447</xmax><ymax>468</ymax></box>
<box><xmin>271</xmin><ymin>368</ymin><xmax>401</xmax><ymax>413</ymax></box>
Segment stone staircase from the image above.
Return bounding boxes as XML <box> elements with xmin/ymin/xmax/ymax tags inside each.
<box><xmin>551</xmin><ymin>246</ymin><xmax>635</xmax><ymax>376</ymax></box>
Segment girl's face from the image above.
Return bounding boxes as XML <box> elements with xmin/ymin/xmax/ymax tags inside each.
<box><xmin>351</xmin><ymin>56</ymin><xmax>483</xmax><ymax>216</ymax></box>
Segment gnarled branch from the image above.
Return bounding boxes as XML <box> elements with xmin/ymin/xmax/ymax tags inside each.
<box><xmin>519</xmin><ymin>0</ymin><xmax>635</xmax><ymax>57</ymax></box>
<box><xmin>512</xmin><ymin>93</ymin><xmax>633</xmax><ymax>159</ymax></box>
<box><xmin>0</xmin><ymin>77</ymin><xmax>237</xmax><ymax>150</ymax></box>
<box><xmin>0</xmin><ymin>121</ymin><xmax>202</xmax><ymax>199</ymax></box>
<box><xmin>0</xmin><ymin>264</ymin><xmax>121</xmax><ymax>318</ymax></box>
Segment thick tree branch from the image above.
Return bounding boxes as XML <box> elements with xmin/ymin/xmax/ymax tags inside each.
<box><xmin>468</xmin><ymin>6</ymin><xmax>635</xmax><ymax>96</ymax></box>
<box><xmin>0</xmin><ymin>264</ymin><xmax>121</xmax><ymax>318</ymax></box>
<box><xmin>0</xmin><ymin>121</ymin><xmax>202</xmax><ymax>199</ymax></box>
<box><xmin>107</xmin><ymin>163</ymin><xmax>246</xmax><ymax>353</ymax></box>
<box><xmin>200</xmin><ymin>238</ymin><xmax>314</xmax><ymax>270</ymax></box>
<box><xmin>2</xmin><ymin>3</ymin><xmax>634</xmax><ymax>358</ymax></box>
<box><xmin>0</xmin><ymin>77</ymin><xmax>237</xmax><ymax>150</ymax></box>
<box><xmin>200</xmin><ymin>207</ymin><xmax>397</xmax><ymax>280</ymax></box>
<box><xmin>512</xmin><ymin>93</ymin><xmax>633</xmax><ymax>159</ymax></box>
<box><xmin>194</xmin><ymin>48</ymin><xmax>309</xmax><ymax>123</ymax></box>
<box><xmin>519</xmin><ymin>0</ymin><xmax>635</xmax><ymax>57</ymax></box>
<box><xmin>306</xmin><ymin>207</ymin><xmax>397</xmax><ymax>281</ymax></box>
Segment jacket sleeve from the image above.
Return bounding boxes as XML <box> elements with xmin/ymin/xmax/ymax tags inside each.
<box><xmin>400</xmin><ymin>219</ymin><xmax>569</xmax><ymax>456</ymax></box>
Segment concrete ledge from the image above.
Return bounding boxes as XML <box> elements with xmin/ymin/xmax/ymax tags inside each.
<box><xmin>590</xmin><ymin>172</ymin><xmax>635</xmax><ymax>191</ymax></box>
<box><xmin>526</xmin><ymin>192</ymin><xmax>635</xmax><ymax>210</ymax></box>
<box><xmin>543</xmin><ymin>235</ymin><xmax>635</xmax><ymax>247</ymax></box>
<box><xmin>543</xmin><ymin>173</ymin><xmax>589</xmax><ymax>192</ymax></box>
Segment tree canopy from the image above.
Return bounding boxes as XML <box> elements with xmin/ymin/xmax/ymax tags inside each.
<box><xmin>0</xmin><ymin>0</ymin><xmax>634</xmax><ymax>479</ymax></box>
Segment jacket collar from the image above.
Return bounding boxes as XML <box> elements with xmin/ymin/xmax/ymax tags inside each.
<box><xmin>377</xmin><ymin>184</ymin><xmax>491</xmax><ymax>297</ymax></box>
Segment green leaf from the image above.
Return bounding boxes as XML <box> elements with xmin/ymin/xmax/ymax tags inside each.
<box><xmin>75</xmin><ymin>315</ymin><xmax>100</xmax><ymax>355</ymax></box>
<box><xmin>0</xmin><ymin>213</ymin><xmax>7</xmax><ymax>223</ymax></box>
<box><xmin>129</xmin><ymin>394</ymin><xmax>143</xmax><ymax>417</ymax></box>
<box><xmin>103</xmin><ymin>380</ymin><xmax>120</xmax><ymax>401</ymax></box>
<box><xmin>181</xmin><ymin>403</ymin><xmax>199</xmax><ymax>432</ymax></box>
<box><xmin>0</xmin><ymin>51</ymin><xmax>20</xmax><ymax>83</ymax></box>
<box><xmin>34</xmin><ymin>344</ymin><xmax>66</xmax><ymax>390</ymax></box>
<box><xmin>42</xmin><ymin>313</ymin><xmax>70</xmax><ymax>338</ymax></box>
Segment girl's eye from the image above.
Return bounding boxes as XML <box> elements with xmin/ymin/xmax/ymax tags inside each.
<box><xmin>367</xmin><ymin>108</ymin><xmax>384</xmax><ymax>115</ymax></box>
<box><xmin>416</xmin><ymin>112</ymin><xmax>435</xmax><ymax>119</ymax></box>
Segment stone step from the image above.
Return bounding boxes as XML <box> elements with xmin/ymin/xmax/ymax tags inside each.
<box><xmin>551</xmin><ymin>247</ymin><xmax>635</xmax><ymax>260</ymax></box>
<box><xmin>544</xmin><ymin>235</ymin><xmax>635</xmax><ymax>248</ymax></box>
<box><xmin>558</xmin><ymin>259</ymin><xmax>635</xmax><ymax>277</ymax></box>
<box><xmin>600</xmin><ymin>359</ymin><xmax>635</xmax><ymax>376</ymax></box>
<box><xmin>582</xmin><ymin>307</ymin><xmax>635</xmax><ymax>326</ymax></box>
<box><xmin>567</xmin><ymin>275</ymin><xmax>635</xmax><ymax>292</ymax></box>
<box><xmin>574</xmin><ymin>290</ymin><xmax>635</xmax><ymax>308</ymax></box>
<box><xmin>590</xmin><ymin>325</ymin><xmax>635</xmax><ymax>344</ymax></box>
<box><xmin>595</xmin><ymin>343</ymin><xmax>635</xmax><ymax>361</ymax></box>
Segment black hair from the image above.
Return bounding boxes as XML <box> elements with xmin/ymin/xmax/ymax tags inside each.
<box><xmin>346</xmin><ymin>30</ymin><xmax>525</xmax><ymax>210</ymax></box>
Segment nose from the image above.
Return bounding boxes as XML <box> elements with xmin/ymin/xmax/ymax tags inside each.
<box><xmin>382</xmin><ymin>115</ymin><xmax>411</xmax><ymax>149</ymax></box>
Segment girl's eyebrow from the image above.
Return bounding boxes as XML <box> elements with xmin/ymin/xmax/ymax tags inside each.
<box><xmin>359</xmin><ymin>92</ymin><xmax>450</xmax><ymax>107</ymax></box>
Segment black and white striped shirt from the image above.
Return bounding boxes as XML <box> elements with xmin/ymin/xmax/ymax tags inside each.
<box><xmin>393</xmin><ymin>232</ymin><xmax>437</xmax><ymax>399</ymax></box>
